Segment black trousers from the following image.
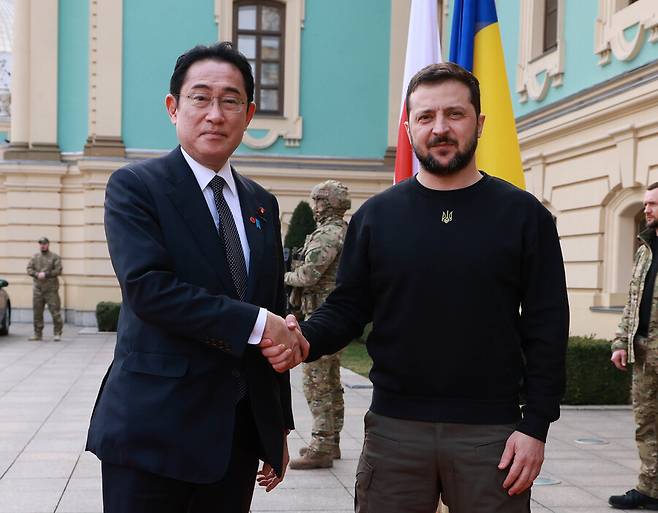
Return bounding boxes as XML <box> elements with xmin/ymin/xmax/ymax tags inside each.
<box><xmin>102</xmin><ymin>399</ymin><xmax>262</xmax><ymax>513</ymax></box>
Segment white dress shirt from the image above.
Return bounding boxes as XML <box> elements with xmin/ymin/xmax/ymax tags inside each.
<box><xmin>181</xmin><ymin>147</ymin><xmax>267</xmax><ymax>345</ymax></box>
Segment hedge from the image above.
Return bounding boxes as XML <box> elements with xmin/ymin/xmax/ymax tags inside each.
<box><xmin>284</xmin><ymin>200</ymin><xmax>316</xmax><ymax>250</ymax></box>
<box><xmin>96</xmin><ymin>301</ymin><xmax>120</xmax><ymax>332</ymax></box>
<box><xmin>563</xmin><ymin>335</ymin><xmax>631</xmax><ymax>405</ymax></box>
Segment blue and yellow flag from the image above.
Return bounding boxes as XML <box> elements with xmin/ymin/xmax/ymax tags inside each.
<box><xmin>449</xmin><ymin>0</ymin><xmax>525</xmax><ymax>189</ymax></box>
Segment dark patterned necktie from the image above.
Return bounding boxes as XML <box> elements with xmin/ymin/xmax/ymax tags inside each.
<box><xmin>209</xmin><ymin>175</ymin><xmax>248</xmax><ymax>402</ymax></box>
<box><xmin>209</xmin><ymin>175</ymin><xmax>248</xmax><ymax>300</ymax></box>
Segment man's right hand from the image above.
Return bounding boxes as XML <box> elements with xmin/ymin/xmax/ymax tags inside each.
<box><xmin>611</xmin><ymin>349</ymin><xmax>628</xmax><ymax>371</ymax></box>
<box><xmin>259</xmin><ymin>312</ymin><xmax>309</xmax><ymax>372</ymax></box>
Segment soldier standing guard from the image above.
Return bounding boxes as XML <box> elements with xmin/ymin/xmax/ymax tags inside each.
<box><xmin>609</xmin><ymin>182</ymin><xmax>658</xmax><ymax>509</ymax></box>
<box><xmin>285</xmin><ymin>180</ymin><xmax>351</xmax><ymax>469</ymax></box>
<box><xmin>26</xmin><ymin>237</ymin><xmax>63</xmax><ymax>341</ymax></box>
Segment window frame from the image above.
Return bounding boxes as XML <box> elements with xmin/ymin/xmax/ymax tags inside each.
<box><xmin>216</xmin><ymin>0</ymin><xmax>304</xmax><ymax>149</ymax></box>
<box><xmin>233</xmin><ymin>0</ymin><xmax>286</xmax><ymax>116</ymax></box>
<box><xmin>543</xmin><ymin>0</ymin><xmax>558</xmax><ymax>53</ymax></box>
<box><xmin>516</xmin><ymin>0</ymin><xmax>565</xmax><ymax>104</ymax></box>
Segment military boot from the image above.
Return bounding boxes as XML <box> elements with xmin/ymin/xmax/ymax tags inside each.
<box><xmin>289</xmin><ymin>449</ymin><xmax>333</xmax><ymax>470</ymax></box>
<box><xmin>28</xmin><ymin>333</ymin><xmax>42</xmax><ymax>341</ymax></box>
<box><xmin>609</xmin><ymin>489</ymin><xmax>658</xmax><ymax>509</ymax></box>
<box><xmin>299</xmin><ymin>445</ymin><xmax>341</xmax><ymax>460</ymax></box>
<box><xmin>53</xmin><ymin>334</ymin><xmax>61</xmax><ymax>342</ymax></box>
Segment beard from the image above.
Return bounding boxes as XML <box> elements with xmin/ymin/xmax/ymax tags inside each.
<box><xmin>647</xmin><ymin>217</ymin><xmax>658</xmax><ymax>230</ymax></box>
<box><xmin>412</xmin><ymin>128</ymin><xmax>479</xmax><ymax>176</ymax></box>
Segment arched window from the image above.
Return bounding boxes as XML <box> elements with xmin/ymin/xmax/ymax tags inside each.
<box><xmin>233</xmin><ymin>1</ymin><xmax>285</xmax><ymax>115</ymax></box>
<box><xmin>635</xmin><ymin>206</ymin><xmax>646</xmax><ymax>252</ymax></box>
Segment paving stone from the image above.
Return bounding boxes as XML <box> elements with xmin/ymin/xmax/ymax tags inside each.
<box><xmin>4</xmin><ymin>452</ymin><xmax>78</xmax><ymax>479</ymax></box>
<box><xmin>56</xmin><ymin>480</ymin><xmax>102</xmax><ymax>513</ymax></box>
<box><xmin>0</xmin><ymin>478</ymin><xmax>67</xmax><ymax>513</ymax></box>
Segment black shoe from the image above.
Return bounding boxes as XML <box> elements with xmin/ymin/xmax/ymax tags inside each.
<box><xmin>609</xmin><ymin>489</ymin><xmax>658</xmax><ymax>509</ymax></box>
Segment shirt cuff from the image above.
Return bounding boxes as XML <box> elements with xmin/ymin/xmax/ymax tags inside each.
<box><xmin>247</xmin><ymin>308</ymin><xmax>268</xmax><ymax>345</ymax></box>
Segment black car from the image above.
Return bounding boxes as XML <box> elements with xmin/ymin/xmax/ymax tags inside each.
<box><xmin>0</xmin><ymin>279</ymin><xmax>10</xmax><ymax>335</ymax></box>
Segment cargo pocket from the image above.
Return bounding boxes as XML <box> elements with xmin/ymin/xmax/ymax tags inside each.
<box><xmin>355</xmin><ymin>455</ymin><xmax>373</xmax><ymax>513</ymax></box>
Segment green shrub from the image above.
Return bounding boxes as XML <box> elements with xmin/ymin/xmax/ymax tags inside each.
<box><xmin>96</xmin><ymin>301</ymin><xmax>120</xmax><ymax>332</ymax></box>
<box><xmin>355</xmin><ymin>322</ymin><xmax>372</xmax><ymax>344</ymax></box>
<box><xmin>563</xmin><ymin>335</ymin><xmax>631</xmax><ymax>405</ymax></box>
<box><xmin>284</xmin><ymin>201</ymin><xmax>316</xmax><ymax>250</ymax></box>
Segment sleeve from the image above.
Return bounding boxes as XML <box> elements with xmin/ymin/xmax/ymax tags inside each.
<box><xmin>301</xmin><ymin>210</ymin><xmax>373</xmax><ymax>361</ymax></box>
<box><xmin>611</xmin><ymin>247</ymin><xmax>642</xmax><ymax>353</ymax></box>
<box><xmin>26</xmin><ymin>256</ymin><xmax>37</xmax><ymax>277</ymax></box>
<box><xmin>104</xmin><ymin>166</ymin><xmax>260</xmax><ymax>358</ymax></box>
<box><xmin>517</xmin><ymin>204</ymin><xmax>569</xmax><ymax>442</ymax></box>
<box><xmin>284</xmin><ymin>230</ymin><xmax>341</xmax><ymax>288</ymax></box>
<box><xmin>269</xmin><ymin>196</ymin><xmax>294</xmax><ymax>429</ymax></box>
<box><xmin>48</xmin><ymin>255</ymin><xmax>62</xmax><ymax>278</ymax></box>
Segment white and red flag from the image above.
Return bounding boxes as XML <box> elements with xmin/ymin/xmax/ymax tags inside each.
<box><xmin>394</xmin><ymin>0</ymin><xmax>442</xmax><ymax>184</ymax></box>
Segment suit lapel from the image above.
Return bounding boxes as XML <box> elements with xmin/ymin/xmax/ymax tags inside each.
<box><xmin>233</xmin><ymin>168</ymin><xmax>264</xmax><ymax>303</ymax></box>
<box><xmin>164</xmin><ymin>148</ymin><xmax>238</xmax><ymax>296</ymax></box>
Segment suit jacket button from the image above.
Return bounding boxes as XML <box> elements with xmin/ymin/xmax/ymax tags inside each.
<box><xmin>232</xmin><ymin>369</ymin><xmax>240</xmax><ymax>378</ymax></box>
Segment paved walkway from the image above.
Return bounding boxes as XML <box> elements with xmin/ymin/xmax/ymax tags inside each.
<box><xmin>0</xmin><ymin>323</ymin><xmax>641</xmax><ymax>512</ymax></box>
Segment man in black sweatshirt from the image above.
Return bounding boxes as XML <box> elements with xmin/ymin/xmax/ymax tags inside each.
<box><xmin>262</xmin><ymin>62</ymin><xmax>569</xmax><ymax>513</ymax></box>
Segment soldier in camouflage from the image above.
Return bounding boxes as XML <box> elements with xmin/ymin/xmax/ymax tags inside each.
<box><xmin>610</xmin><ymin>182</ymin><xmax>658</xmax><ymax>510</ymax></box>
<box><xmin>26</xmin><ymin>237</ymin><xmax>63</xmax><ymax>341</ymax></box>
<box><xmin>285</xmin><ymin>180</ymin><xmax>350</xmax><ymax>470</ymax></box>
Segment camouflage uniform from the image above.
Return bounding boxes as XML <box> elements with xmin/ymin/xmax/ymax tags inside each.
<box><xmin>612</xmin><ymin>227</ymin><xmax>658</xmax><ymax>498</ymax></box>
<box><xmin>27</xmin><ymin>249</ymin><xmax>63</xmax><ymax>337</ymax></box>
<box><xmin>285</xmin><ymin>180</ymin><xmax>350</xmax><ymax>464</ymax></box>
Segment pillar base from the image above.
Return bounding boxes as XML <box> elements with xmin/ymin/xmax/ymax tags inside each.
<box><xmin>383</xmin><ymin>145</ymin><xmax>397</xmax><ymax>171</ymax></box>
<box><xmin>2</xmin><ymin>142</ymin><xmax>61</xmax><ymax>161</ymax></box>
<box><xmin>84</xmin><ymin>135</ymin><xmax>126</xmax><ymax>158</ymax></box>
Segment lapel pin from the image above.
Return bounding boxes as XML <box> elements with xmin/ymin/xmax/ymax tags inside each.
<box><xmin>249</xmin><ymin>216</ymin><xmax>261</xmax><ymax>230</ymax></box>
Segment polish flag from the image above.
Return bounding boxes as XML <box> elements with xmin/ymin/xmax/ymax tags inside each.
<box><xmin>394</xmin><ymin>0</ymin><xmax>442</xmax><ymax>184</ymax></box>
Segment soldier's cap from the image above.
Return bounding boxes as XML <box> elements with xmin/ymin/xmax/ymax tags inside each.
<box><xmin>38</xmin><ymin>237</ymin><xmax>49</xmax><ymax>244</ymax></box>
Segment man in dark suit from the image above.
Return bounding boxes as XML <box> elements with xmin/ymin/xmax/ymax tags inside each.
<box><xmin>86</xmin><ymin>42</ymin><xmax>306</xmax><ymax>513</ymax></box>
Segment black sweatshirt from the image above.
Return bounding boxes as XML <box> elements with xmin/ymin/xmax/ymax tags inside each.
<box><xmin>302</xmin><ymin>173</ymin><xmax>569</xmax><ymax>442</ymax></box>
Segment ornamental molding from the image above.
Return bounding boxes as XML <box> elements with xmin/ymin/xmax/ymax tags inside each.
<box><xmin>595</xmin><ymin>0</ymin><xmax>658</xmax><ymax>65</ymax></box>
<box><xmin>516</xmin><ymin>0</ymin><xmax>565</xmax><ymax>103</ymax></box>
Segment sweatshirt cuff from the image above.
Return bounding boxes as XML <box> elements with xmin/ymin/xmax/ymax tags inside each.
<box><xmin>302</xmin><ymin>325</ymin><xmax>323</xmax><ymax>363</ymax></box>
<box><xmin>516</xmin><ymin>414</ymin><xmax>550</xmax><ymax>443</ymax></box>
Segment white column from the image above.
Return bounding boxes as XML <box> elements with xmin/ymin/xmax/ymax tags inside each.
<box><xmin>29</xmin><ymin>0</ymin><xmax>58</xmax><ymax>147</ymax></box>
<box><xmin>85</xmin><ymin>0</ymin><xmax>125</xmax><ymax>157</ymax></box>
<box><xmin>9</xmin><ymin>0</ymin><xmax>29</xmax><ymax>145</ymax></box>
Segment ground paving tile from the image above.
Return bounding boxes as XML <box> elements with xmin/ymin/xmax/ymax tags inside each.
<box><xmin>0</xmin><ymin>323</ymin><xmax>643</xmax><ymax>512</ymax></box>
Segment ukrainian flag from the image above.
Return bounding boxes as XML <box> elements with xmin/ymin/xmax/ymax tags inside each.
<box><xmin>449</xmin><ymin>0</ymin><xmax>525</xmax><ymax>189</ymax></box>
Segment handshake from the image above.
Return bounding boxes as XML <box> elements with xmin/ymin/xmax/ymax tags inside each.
<box><xmin>259</xmin><ymin>312</ymin><xmax>309</xmax><ymax>372</ymax></box>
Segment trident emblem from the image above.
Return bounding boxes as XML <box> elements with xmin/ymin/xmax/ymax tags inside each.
<box><xmin>441</xmin><ymin>210</ymin><xmax>453</xmax><ymax>224</ymax></box>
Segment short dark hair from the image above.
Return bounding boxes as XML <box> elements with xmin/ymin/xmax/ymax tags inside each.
<box><xmin>648</xmin><ymin>182</ymin><xmax>658</xmax><ymax>191</ymax></box>
<box><xmin>405</xmin><ymin>62</ymin><xmax>481</xmax><ymax>118</ymax></box>
<box><xmin>169</xmin><ymin>42</ymin><xmax>255</xmax><ymax>105</ymax></box>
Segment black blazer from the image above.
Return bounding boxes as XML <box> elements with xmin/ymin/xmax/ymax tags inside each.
<box><xmin>86</xmin><ymin>147</ymin><xmax>293</xmax><ymax>483</ymax></box>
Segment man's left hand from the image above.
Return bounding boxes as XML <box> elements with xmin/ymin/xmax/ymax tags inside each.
<box><xmin>256</xmin><ymin>432</ymin><xmax>289</xmax><ymax>492</ymax></box>
<box><xmin>498</xmin><ymin>431</ymin><xmax>545</xmax><ymax>495</ymax></box>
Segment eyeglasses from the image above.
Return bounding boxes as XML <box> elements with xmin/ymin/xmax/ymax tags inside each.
<box><xmin>178</xmin><ymin>93</ymin><xmax>246</xmax><ymax>113</ymax></box>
